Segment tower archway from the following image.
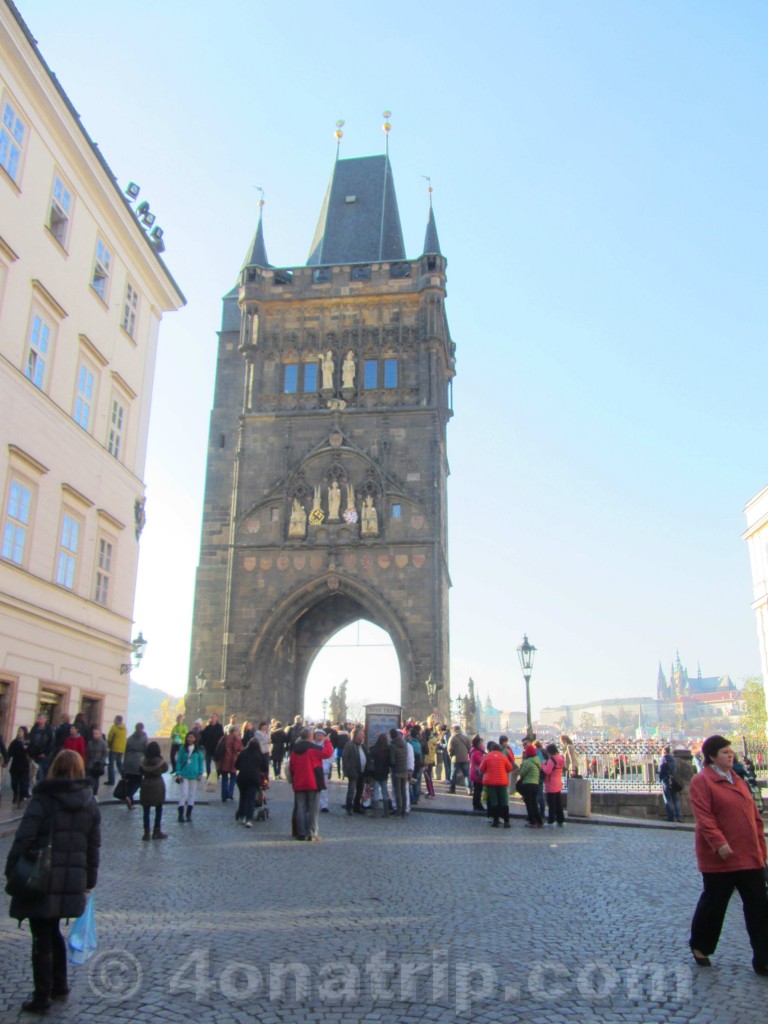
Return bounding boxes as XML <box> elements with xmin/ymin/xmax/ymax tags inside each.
<box><xmin>243</xmin><ymin>572</ymin><xmax>414</xmax><ymax>721</ymax></box>
<box><xmin>304</xmin><ymin>620</ymin><xmax>399</xmax><ymax>720</ymax></box>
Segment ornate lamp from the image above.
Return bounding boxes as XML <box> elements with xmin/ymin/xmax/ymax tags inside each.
<box><xmin>516</xmin><ymin>634</ymin><xmax>537</xmax><ymax>743</ymax></box>
<box><xmin>120</xmin><ymin>631</ymin><xmax>148</xmax><ymax>675</ymax></box>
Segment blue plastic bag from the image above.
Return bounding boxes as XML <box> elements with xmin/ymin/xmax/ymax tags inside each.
<box><xmin>68</xmin><ymin>893</ymin><xmax>97</xmax><ymax>965</ymax></box>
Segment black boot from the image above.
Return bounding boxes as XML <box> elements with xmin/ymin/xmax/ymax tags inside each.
<box><xmin>178</xmin><ymin>806</ymin><xmax>184</xmax><ymax>823</ymax></box>
<box><xmin>185</xmin><ymin>805</ymin><xmax>193</xmax><ymax>821</ymax></box>
<box><xmin>27</xmin><ymin>933</ymin><xmax>52</xmax><ymax>1013</ymax></box>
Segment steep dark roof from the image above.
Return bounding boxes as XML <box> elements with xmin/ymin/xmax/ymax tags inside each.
<box><xmin>423</xmin><ymin>204</ymin><xmax>442</xmax><ymax>255</ymax></box>
<box><xmin>307</xmin><ymin>155</ymin><xmax>405</xmax><ymax>266</ymax></box>
<box><xmin>243</xmin><ymin>209</ymin><xmax>270</xmax><ymax>268</ymax></box>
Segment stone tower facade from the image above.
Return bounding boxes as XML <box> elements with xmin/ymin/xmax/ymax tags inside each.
<box><xmin>187</xmin><ymin>151</ymin><xmax>455</xmax><ymax>723</ymax></box>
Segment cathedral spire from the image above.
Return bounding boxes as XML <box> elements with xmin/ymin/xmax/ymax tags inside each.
<box><xmin>242</xmin><ymin>190</ymin><xmax>270</xmax><ymax>268</ymax></box>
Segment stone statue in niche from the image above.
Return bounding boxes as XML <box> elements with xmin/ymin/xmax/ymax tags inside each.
<box><xmin>342</xmin><ymin>350</ymin><xmax>355</xmax><ymax>389</ymax></box>
<box><xmin>328</xmin><ymin>480</ymin><xmax>341</xmax><ymax>521</ymax></box>
<box><xmin>319</xmin><ymin>350</ymin><xmax>334</xmax><ymax>390</ymax></box>
<box><xmin>288</xmin><ymin>498</ymin><xmax>307</xmax><ymax>538</ymax></box>
<box><xmin>361</xmin><ymin>494</ymin><xmax>379</xmax><ymax>537</ymax></box>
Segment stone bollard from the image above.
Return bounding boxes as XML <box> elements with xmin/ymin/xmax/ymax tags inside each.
<box><xmin>567</xmin><ymin>776</ymin><xmax>592</xmax><ymax>817</ymax></box>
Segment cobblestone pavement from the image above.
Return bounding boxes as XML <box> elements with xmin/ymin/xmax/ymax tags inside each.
<box><xmin>0</xmin><ymin>776</ymin><xmax>766</xmax><ymax>1024</ymax></box>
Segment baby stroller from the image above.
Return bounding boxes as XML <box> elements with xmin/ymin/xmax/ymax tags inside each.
<box><xmin>255</xmin><ymin>772</ymin><xmax>269</xmax><ymax>821</ymax></box>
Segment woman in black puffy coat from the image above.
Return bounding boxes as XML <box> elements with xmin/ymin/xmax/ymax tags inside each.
<box><xmin>5</xmin><ymin>749</ymin><xmax>100</xmax><ymax>1014</ymax></box>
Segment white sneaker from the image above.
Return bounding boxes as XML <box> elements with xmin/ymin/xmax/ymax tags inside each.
<box><xmin>245</xmin><ymin>821</ymin><xmax>253</xmax><ymax>828</ymax></box>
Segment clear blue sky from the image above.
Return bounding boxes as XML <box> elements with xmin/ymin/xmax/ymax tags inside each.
<box><xmin>23</xmin><ymin>1</ymin><xmax>768</xmax><ymax>715</ymax></box>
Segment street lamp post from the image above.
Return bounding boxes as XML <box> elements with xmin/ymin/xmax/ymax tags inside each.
<box><xmin>195</xmin><ymin>670</ymin><xmax>208</xmax><ymax>720</ymax></box>
<box><xmin>120</xmin><ymin>630</ymin><xmax>148</xmax><ymax>675</ymax></box>
<box><xmin>516</xmin><ymin>634</ymin><xmax>537</xmax><ymax>743</ymax></box>
<box><xmin>321</xmin><ymin>698</ymin><xmax>328</xmax><ymax>723</ymax></box>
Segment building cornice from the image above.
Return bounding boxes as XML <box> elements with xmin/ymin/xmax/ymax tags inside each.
<box><xmin>0</xmin><ymin>233</ymin><xmax>19</xmax><ymax>262</ymax></box>
<box><xmin>31</xmin><ymin>279</ymin><xmax>67</xmax><ymax>319</ymax></box>
<box><xmin>61</xmin><ymin>483</ymin><xmax>94</xmax><ymax>508</ymax></box>
<box><xmin>8</xmin><ymin>443</ymin><xmax>49</xmax><ymax>476</ymax></box>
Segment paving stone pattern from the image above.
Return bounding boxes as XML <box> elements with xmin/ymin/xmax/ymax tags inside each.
<box><xmin>0</xmin><ymin>778</ymin><xmax>765</xmax><ymax>1023</ymax></box>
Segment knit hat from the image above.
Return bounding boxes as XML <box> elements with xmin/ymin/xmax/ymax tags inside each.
<box><xmin>524</xmin><ymin>744</ymin><xmax>537</xmax><ymax>757</ymax></box>
<box><xmin>701</xmin><ymin>735</ymin><xmax>731</xmax><ymax>763</ymax></box>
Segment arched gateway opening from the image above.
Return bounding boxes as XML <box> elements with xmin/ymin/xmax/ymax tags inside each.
<box><xmin>242</xmin><ymin>574</ymin><xmax>414</xmax><ymax>723</ymax></box>
<box><xmin>304</xmin><ymin>620</ymin><xmax>399</xmax><ymax>721</ymax></box>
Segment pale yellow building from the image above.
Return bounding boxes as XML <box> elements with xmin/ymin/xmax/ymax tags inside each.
<box><xmin>743</xmin><ymin>484</ymin><xmax>768</xmax><ymax>686</ymax></box>
<box><xmin>0</xmin><ymin>1</ymin><xmax>184</xmax><ymax>741</ymax></box>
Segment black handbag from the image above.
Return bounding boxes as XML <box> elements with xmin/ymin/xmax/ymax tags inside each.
<box><xmin>113</xmin><ymin>779</ymin><xmax>128</xmax><ymax>800</ymax></box>
<box><xmin>5</xmin><ymin>813</ymin><xmax>54</xmax><ymax>899</ymax></box>
<box><xmin>313</xmin><ymin>765</ymin><xmax>327</xmax><ymax>791</ymax></box>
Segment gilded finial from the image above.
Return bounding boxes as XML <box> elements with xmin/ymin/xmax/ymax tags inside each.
<box><xmin>382</xmin><ymin>110</ymin><xmax>392</xmax><ymax>154</ymax></box>
<box><xmin>254</xmin><ymin>185</ymin><xmax>265</xmax><ymax>210</ymax></box>
<box><xmin>335</xmin><ymin>119</ymin><xmax>345</xmax><ymax>159</ymax></box>
<box><xmin>422</xmin><ymin>174</ymin><xmax>433</xmax><ymax>207</ymax></box>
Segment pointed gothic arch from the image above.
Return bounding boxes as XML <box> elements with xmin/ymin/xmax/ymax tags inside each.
<box><xmin>243</xmin><ymin>571</ymin><xmax>414</xmax><ymax>719</ymax></box>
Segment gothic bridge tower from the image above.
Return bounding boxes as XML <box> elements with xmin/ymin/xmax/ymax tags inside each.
<box><xmin>187</xmin><ymin>139</ymin><xmax>456</xmax><ymax>723</ymax></box>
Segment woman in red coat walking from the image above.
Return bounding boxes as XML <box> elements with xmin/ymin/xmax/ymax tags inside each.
<box><xmin>688</xmin><ymin>734</ymin><xmax>768</xmax><ymax>974</ymax></box>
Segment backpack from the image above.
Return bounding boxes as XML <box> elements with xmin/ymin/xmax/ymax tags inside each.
<box><xmin>668</xmin><ymin>758</ymin><xmax>683</xmax><ymax>793</ymax></box>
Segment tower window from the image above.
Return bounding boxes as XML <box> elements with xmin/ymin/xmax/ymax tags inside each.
<box><xmin>303</xmin><ymin>362</ymin><xmax>318</xmax><ymax>393</ymax></box>
<box><xmin>283</xmin><ymin>364</ymin><xmax>298</xmax><ymax>393</ymax></box>
<box><xmin>351</xmin><ymin>265</ymin><xmax>371</xmax><ymax>281</ymax></box>
<box><xmin>384</xmin><ymin>359</ymin><xmax>398</xmax><ymax>389</ymax></box>
<box><xmin>364</xmin><ymin>359</ymin><xmax>378</xmax><ymax>389</ymax></box>
<box><xmin>391</xmin><ymin>503</ymin><xmax>401</xmax><ymax>520</ymax></box>
<box><xmin>312</xmin><ymin>268</ymin><xmax>331</xmax><ymax>284</ymax></box>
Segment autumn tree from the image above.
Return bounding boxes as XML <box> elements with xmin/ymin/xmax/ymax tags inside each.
<box><xmin>741</xmin><ymin>676</ymin><xmax>767</xmax><ymax>742</ymax></box>
<box><xmin>153</xmin><ymin>697</ymin><xmax>186</xmax><ymax>737</ymax></box>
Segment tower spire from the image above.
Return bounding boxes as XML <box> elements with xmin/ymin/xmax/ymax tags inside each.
<box><xmin>422</xmin><ymin>176</ymin><xmax>442</xmax><ymax>256</ymax></box>
<box><xmin>242</xmin><ymin>187</ymin><xmax>270</xmax><ymax>268</ymax></box>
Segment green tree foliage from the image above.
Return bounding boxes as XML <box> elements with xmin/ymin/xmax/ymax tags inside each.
<box><xmin>741</xmin><ymin>676</ymin><xmax>767</xmax><ymax>741</ymax></box>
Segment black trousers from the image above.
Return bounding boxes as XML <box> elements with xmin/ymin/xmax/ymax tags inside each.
<box><xmin>28</xmin><ymin>917</ymin><xmax>67</xmax><ymax>1001</ymax></box>
<box><xmin>345</xmin><ymin>774</ymin><xmax>365</xmax><ymax>811</ymax></box>
<box><xmin>690</xmin><ymin>868</ymin><xmax>768</xmax><ymax>964</ymax></box>
<box><xmin>547</xmin><ymin>792</ymin><xmax>565</xmax><ymax>824</ymax></box>
<box><xmin>521</xmin><ymin>783</ymin><xmax>543</xmax><ymax>825</ymax></box>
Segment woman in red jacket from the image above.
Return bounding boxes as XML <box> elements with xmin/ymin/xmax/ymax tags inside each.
<box><xmin>478</xmin><ymin>741</ymin><xmax>514</xmax><ymax>829</ymax></box>
<box><xmin>688</xmin><ymin>734</ymin><xmax>768</xmax><ymax>974</ymax></box>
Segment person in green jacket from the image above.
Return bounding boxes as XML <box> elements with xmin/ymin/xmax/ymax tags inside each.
<box><xmin>169</xmin><ymin>715</ymin><xmax>188</xmax><ymax>774</ymax></box>
<box><xmin>518</xmin><ymin>744</ymin><xmax>543</xmax><ymax>829</ymax></box>
<box><xmin>106</xmin><ymin>715</ymin><xmax>127</xmax><ymax>786</ymax></box>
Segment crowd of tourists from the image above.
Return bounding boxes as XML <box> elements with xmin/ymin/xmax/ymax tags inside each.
<box><xmin>3</xmin><ymin>711</ymin><xmax>768</xmax><ymax>1013</ymax></box>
